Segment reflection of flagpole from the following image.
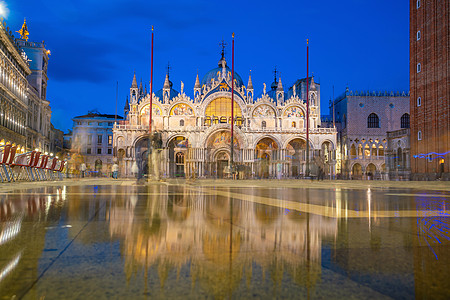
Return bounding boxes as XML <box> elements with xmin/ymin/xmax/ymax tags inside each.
<box><xmin>230</xmin><ymin>33</ymin><xmax>235</xmax><ymax>174</ymax></box>
<box><xmin>306</xmin><ymin>39</ymin><xmax>310</xmax><ymax>177</ymax></box>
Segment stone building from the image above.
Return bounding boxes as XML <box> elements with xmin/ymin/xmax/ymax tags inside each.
<box><xmin>0</xmin><ymin>20</ymin><xmax>31</xmax><ymax>153</ymax></box>
<box><xmin>333</xmin><ymin>89</ymin><xmax>410</xmax><ymax>179</ymax></box>
<box><xmin>410</xmin><ymin>0</ymin><xmax>449</xmax><ymax>180</ymax></box>
<box><xmin>113</xmin><ymin>51</ymin><xmax>337</xmax><ymax>178</ymax></box>
<box><xmin>0</xmin><ymin>19</ymin><xmax>54</xmax><ymax>154</ymax></box>
<box><xmin>71</xmin><ymin>111</ymin><xmax>123</xmax><ymax>174</ymax></box>
<box><xmin>386</xmin><ymin>128</ymin><xmax>410</xmax><ymax>180</ymax></box>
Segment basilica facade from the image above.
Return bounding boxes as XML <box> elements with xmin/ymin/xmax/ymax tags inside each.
<box><xmin>113</xmin><ymin>53</ymin><xmax>337</xmax><ymax>178</ymax></box>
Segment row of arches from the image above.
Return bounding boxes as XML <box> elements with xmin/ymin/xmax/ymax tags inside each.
<box><xmin>351</xmin><ymin>163</ymin><xmax>386</xmax><ymax>180</ymax></box>
<box><xmin>121</xmin><ymin>131</ymin><xmax>335</xmax><ymax>179</ymax></box>
<box><xmin>349</xmin><ymin>143</ymin><xmax>385</xmax><ymax>160</ymax></box>
<box><xmin>137</xmin><ymin>100</ymin><xmax>307</xmax><ymax>120</ymax></box>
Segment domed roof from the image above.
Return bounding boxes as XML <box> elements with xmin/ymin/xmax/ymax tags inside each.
<box><xmin>155</xmin><ymin>87</ymin><xmax>179</xmax><ymax>101</ymax></box>
<box><xmin>201</xmin><ymin>58</ymin><xmax>244</xmax><ymax>88</ymax></box>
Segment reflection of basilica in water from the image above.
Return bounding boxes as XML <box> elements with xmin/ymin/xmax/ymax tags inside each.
<box><xmin>2</xmin><ymin>185</ymin><xmax>450</xmax><ymax>298</ymax></box>
<box><xmin>113</xmin><ymin>48</ymin><xmax>337</xmax><ymax>178</ymax></box>
<box><xmin>108</xmin><ymin>185</ymin><xmax>337</xmax><ymax>297</ymax></box>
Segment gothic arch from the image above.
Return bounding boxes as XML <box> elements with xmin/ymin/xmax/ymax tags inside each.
<box><xmin>200</xmin><ymin>92</ymin><xmax>247</xmax><ymax>117</ymax></box>
<box><xmin>251</xmin><ymin>103</ymin><xmax>277</xmax><ymax>118</ymax></box>
<box><xmin>169</xmin><ymin>102</ymin><xmax>195</xmax><ymax>116</ymax></box>
<box><xmin>282</xmin><ymin>105</ymin><xmax>306</xmax><ymax>118</ymax></box>
<box><xmin>253</xmin><ymin>135</ymin><xmax>281</xmax><ymax>149</ymax></box>
<box><xmin>200</xmin><ymin>124</ymin><xmax>248</xmax><ymax>149</ymax></box>
<box><xmin>282</xmin><ymin>136</ymin><xmax>313</xmax><ymax>149</ymax></box>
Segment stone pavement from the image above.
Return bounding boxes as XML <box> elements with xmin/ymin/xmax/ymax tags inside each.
<box><xmin>1</xmin><ymin>177</ymin><xmax>449</xmax><ymax>193</ymax></box>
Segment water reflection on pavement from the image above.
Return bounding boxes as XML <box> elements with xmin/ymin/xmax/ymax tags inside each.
<box><xmin>0</xmin><ymin>183</ymin><xmax>449</xmax><ymax>299</ymax></box>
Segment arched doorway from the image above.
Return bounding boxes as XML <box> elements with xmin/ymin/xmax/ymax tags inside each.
<box><xmin>205</xmin><ymin>130</ymin><xmax>240</xmax><ymax>178</ymax></box>
<box><xmin>366</xmin><ymin>163</ymin><xmax>377</xmax><ymax>180</ymax></box>
<box><xmin>215</xmin><ymin>150</ymin><xmax>230</xmax><ymax>178</ymax></box>
<box><xmin>286</xmin><ymin>138</ymin><xmax>306</xmax><ymax>177</ymax></box>
<box><xmin>135</xmin><ymin>136</ymin><xmax>150</xmax><ymax>175</ymax></box>
<box><xmin>255</xmin><ymin>137</ymin><xmax>278</xmax><ymax>178</ymax></box>
<box><xmin>168</xmin><ymin>136</ymin><xmax>187</xmax><ymax>177</ymax></box>
<box><xmin>352</xmin><ymin>163</ymin><xmax>362</xmax><ymax>180</ymax></box>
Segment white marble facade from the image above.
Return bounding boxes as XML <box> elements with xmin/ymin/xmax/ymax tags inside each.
<box><xmin>113</xmin><ymin>55</ymin><xmax>336</xmax><ymax>179</ymax></box>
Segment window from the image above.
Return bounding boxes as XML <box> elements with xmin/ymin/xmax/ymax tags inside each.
<box><xmin>262</xmin><ymin>121</ymin><xmax>266</xmax><ymax>128</ymax></box>
<box><xmin>180</xmin><ymin>119</ymin><xmax>185</xmax><ymax>126</ymax></box>
<box><xmin>107</xmin><ymin>148</ymin><xmax>112</xmax><ymax>154</ymax></box>
<box><xmin>108</xmin><ymin>135</ymin><xmax>112</xmax><ymax>146</ymax></box>
<box><xmin>417</xmin><ymin>63</ymin><xmax>421</xmax><ymax>73</ymax></box>
<box><xmin>418</xmin><ymin>130</ymin><xmax>422</xmax><ymax>140</ymax></box>
<box><xmin>292</xmin><ymin>121</ymin><xmax>296</xmax><ymax>128</ymax></box>
<box><xmin>97</xmin><ymin>135</ymin><xmax>102</xmax><ymax>144</ymax></box>
<box><xmin>98</xmin><ymin>122</ymin><xmax>102</xmax><ymax>126</ymax></box>
<box><xmin>87</xmin><ymin>135</ymin><xmax>92</xmax><ymax>145</ymax></box>
<box><xmin>367</xmin><ymin>113</ymin><xmax>380</xmax><ymax>128</ymax></box>
<box><xmin>88</xmin><ymin>122</ymin><xmax>92</xmax><ymax>125</ymax></box>
<box><xmin>417</xmin><ymin>0</ymin><xmax>420</xmax><ymax>8</ymax></box>
<box><xmin>417</xmin><ymin>31</ymin><xmax>421</xmax><ymax>41</ymax></box>
<box><xmin>417</xmin><ymin>97</ymin><xmax>421</xmax><ymax>106</ymax></box>
<box><xmin>401</xmin><ymin>113</ymin><xmax>410</xmax><ymax>128</ymax></box>
<box><xmin>108</xmin><ymin>122</ymin><xmax>113</xmax><ymax>126</ymax></box>
<box><xmin>87</xmin><ymin>148</ymin><xmax>91</xmax><ymax>154</ymax></box>
<box><xmin>97</xmin><ymin>149</ymin><xmax>102</xmax><ymax>154</ymax></box>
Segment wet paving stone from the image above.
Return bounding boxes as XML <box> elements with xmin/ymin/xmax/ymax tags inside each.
<box><xmin>1</xmin><ymin>179</ymin><xmax>450</xmax><ymax>299</ymax></box>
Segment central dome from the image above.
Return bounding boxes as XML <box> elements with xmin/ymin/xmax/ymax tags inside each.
<box><xmin>201</xmin><ymin>58</ymin><xmax>244</xmax><ymax>88</ymax></box>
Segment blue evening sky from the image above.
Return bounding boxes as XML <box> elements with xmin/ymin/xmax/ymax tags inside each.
<box><xmin>5</xmin><ymin>0</ymin><xmax>409</xmax><ymax>132</ymax></box>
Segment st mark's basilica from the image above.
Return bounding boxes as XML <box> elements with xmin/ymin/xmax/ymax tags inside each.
<box><xmin>113</xmin><ymin>49</ymin><xmax>337</xmax><ymax>179</ymax></box>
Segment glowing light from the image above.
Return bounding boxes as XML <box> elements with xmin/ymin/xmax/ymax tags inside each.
<box><xmin>0</xmin><ymin>215</ymin><xmax>23</xmax><ymax>246</ymax></box>
<box><xmin>0</xmin><ymin>252</ymin><xmax>21</xmax><ymax>283</ymax></box>
<box><xmin>413</xmin><ymin>151</ymin><xmax>450</xmax><ymax>160</ymax></box>
<box><xmin>0</xmin><ymin>1</ymin><xmax>10</xmax><ymax>19</ymax></box>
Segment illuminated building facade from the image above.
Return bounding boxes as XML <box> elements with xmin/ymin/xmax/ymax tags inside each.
<box><xmin>410</xmin><ymin>0</ymin><xmax>449</xmax><ymax>180</ymax></box>
<box><xmin>333</xmin><ymin>90</ymin><xmax>410</xmax><ymax>179</ymax></box>
<box><xmin>113</xmin><ymin>53</ymin><xmax>337</xmax><ymax>178</ymax></box>
<box><xmin>71</xmin><ymin>111</ymin><xmax>123</xmax><ymax>174</ymax></box>
<box><xmin>0</xmin><ymin>20</ymin><xmax>30</xmax><ymax>153</ymax></box>
<box><xmin>0</xmin><ymin>19</ymin><xmax>54</xmax><ymax>154</ymax></box>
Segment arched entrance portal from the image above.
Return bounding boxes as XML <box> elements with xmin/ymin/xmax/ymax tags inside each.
<box><xmin>205</xmin><ymin>130</ymin><xmax>240</xmax><ymax>178</ymax></box>
<box><xmin>215</xmin><ymin>150</ymin><xmax>230</xmax><ymax>178</ymax></box>
<box><xmin>135</xmin><ymin>137</ymin><xmax>150</xmax><ymax>175</ymax></box>
<box><xmin>255</xmin><ymin>138</ymin><xmax>278</xmax><ymax>178</ymax></box>
<box><xmin>352</xmin><ymin>163</ymin><xmax>362</xmax><ymax>180</ymax></box>
<box><xmin>168</xmin><ymin>136</ymin><xmax>188</xmax><ymax>177</ymax></box>
<box><xmin>286</xmin><ymin>138</ymin><xmax>306</xmax><ymax>177</ymax></box>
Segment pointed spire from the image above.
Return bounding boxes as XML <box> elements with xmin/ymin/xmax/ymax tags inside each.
<box><xmin>277</xmin><ymin>76</ymin><xmax>283</xmax><ymax>91</ymax></box>
<box><xmin>163</xmin><ymin>73</ymin><xmax>171</xmax><ymax>89</ymax></box>
<box><xmin>247</xmin><ymin>71</ymin><xmax>253</xmax><ymax>90</ymax></box>
<box><xmin>144</xmin><ymin>84</ymin><xmax>147</xmax><ymax>95</ymax></box>
<box><xmin>310</xmin><ymin>76</ymin><xmax>317</xmax><ymax>91</ymax></box>
<box><xmin>139</xmin><ymin>79</ymin><xmax>143</xmax><ymax>94</ymax></box>
<box><xmin>131</xmin><ymin>72</ymin><xmax>138</xmax><ymax>88</ymax></box>
<box><xmin>124</xmin><ymin>96</ymin><xmax>130</xmax><ymax>111</ymax></box>
<box><xmin>194</xmin><ymin>73</ymin><xmax>200</xmax><ymax>88</ymax></box>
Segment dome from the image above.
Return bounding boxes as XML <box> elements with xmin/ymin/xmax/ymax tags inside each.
<box><xmin>155</xmin><ymin>87</ymin><xmax>179</xmax><ymax>101</ymax></box>
<box><xmin>201</xmin><ymin>65</ymin><xmax>244</xmax><ymax>88</ymax></box>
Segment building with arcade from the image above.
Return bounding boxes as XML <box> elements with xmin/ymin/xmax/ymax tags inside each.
<box><xmin>113</xmin><ymin>51</ymin><xmax>337</xmax><ymax>178</ymax></box>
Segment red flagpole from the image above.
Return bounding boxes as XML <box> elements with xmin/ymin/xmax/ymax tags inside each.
<box><xmin>306</xmin><ymin>38</ymin><xmax>310</xmax><ymax>177</ymax></box>
<box><xmin>230</xmin><ymin>33</ymin><xmax>235</xmax><ymax>173</ymax></box>
<box><xmin>149</xmin><ymin>26</ymin><xmax>154</xmax><ymax>133</ymax></box>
